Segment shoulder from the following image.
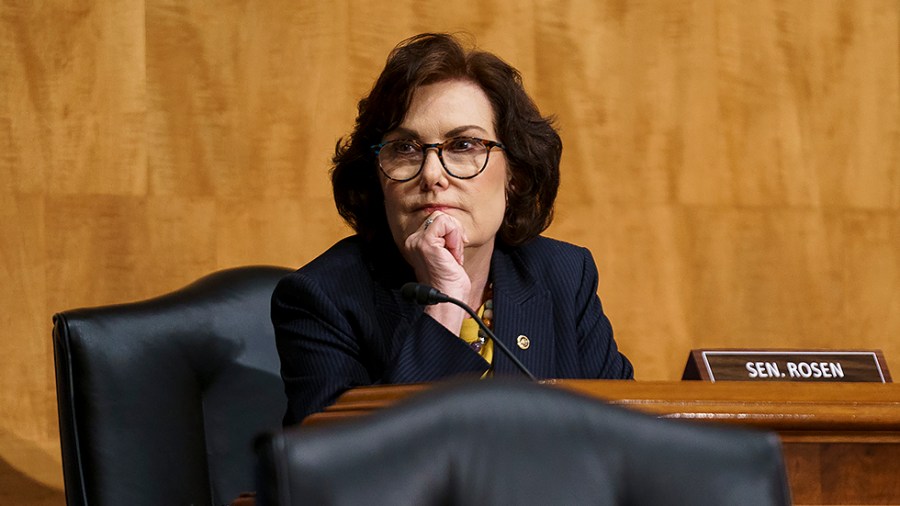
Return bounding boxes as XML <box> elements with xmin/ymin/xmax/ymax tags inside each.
<box><xmin>294</xmin><ymin>236</ymin><xmax>369</xmax><ymax>277</ymax></box>
<box><xmin>273</xmin><ymin>236</ymin><xmax>373</xmax><ymax>302</ymax></box>
<box><xmin>493</xmin><ymin>236</ymin><xmax>598</xmax><ymax>300</ymax></box>
<box><xmin>507</xmin><ymin>236</ymin><xmax>594</xmax><ymax>276</ymax></box>
<box><xmin>515</xmin><ymin>235</ymin><xmax>589</xmax><ymax>256</ymax></box>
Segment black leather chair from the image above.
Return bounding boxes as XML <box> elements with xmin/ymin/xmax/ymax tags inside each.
<box><xmin>255</xmin><ymin>381</ymin><xmax>792</xmax><ymax>506</ymax></box>
<box><xmin>52</xmin><ymin>265</ymin><xmax>292</xmax><ymax>506</ymax></box>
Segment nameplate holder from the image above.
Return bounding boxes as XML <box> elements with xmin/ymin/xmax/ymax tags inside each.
<box><xmin>682</xmin><ymin>349</ymin><xmax>892</xmax><ymax>383</ymax></box>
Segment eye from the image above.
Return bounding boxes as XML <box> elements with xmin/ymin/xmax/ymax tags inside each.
<box><xmin>390</xmin><ymin>140</ymin><xmax>420</xmax><ymax>155</ymax></box>
<box><xmin>445</xmin><ymin>137</ymin><xmax>479</xmax><ymax>153</ymax></box>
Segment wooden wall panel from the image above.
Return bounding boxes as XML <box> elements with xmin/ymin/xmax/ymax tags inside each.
<box><xmin>1</xmin><ymin>0</ymin><xmax>898</xmax><ymax>501</ymax></box>
<box><xmin>843</xmin><ymin>213</ymin><xmax>900</xmax><ymax>347</ymax></box>
<box><xmin>43</xmin><ymin>195</ymin><xmax>218</xmax><ymax>309</ymax></box>
<box><xmin>147</xmin><ymin>0</ymin><xmax>360</xmax><ymax>200</ymax></box>
<box><xmin>214</xmin><ymin>196</ymin><xmax>349</xmax><ymax>268</ymax></box>
<box><xmin>22</xmin><ymin>1</ymin><xmax>146</xmax><ymax>196</ymax></box>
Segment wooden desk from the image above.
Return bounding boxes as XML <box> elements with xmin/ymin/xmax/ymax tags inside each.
<box><xmin>307</xmin><ymin>380</ymin><xmax>900</xmax><ymax>506</ymax></box>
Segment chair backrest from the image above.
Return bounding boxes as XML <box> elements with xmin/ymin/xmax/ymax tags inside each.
<box><xmin>53</xmin><ymin>265</ymin><xmax>292</xmax><ymax>506</ymax></box>
<box><xmin>255</xmin><ymin>380</ymin><xmax>791</xmax><ymax>506</ymax></box>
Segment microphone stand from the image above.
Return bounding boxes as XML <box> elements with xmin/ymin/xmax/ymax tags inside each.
<box><xmin>401</xmin><ymin>282</ymin><xmax>536</xmax><ymax>381</ymax></box>
<box><xmin>441</xmin><ymin>293</ymin><xmax>537</xmax><ymax>381</ymax></box>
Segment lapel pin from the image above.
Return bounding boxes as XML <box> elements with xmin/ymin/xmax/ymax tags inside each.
<box><xmin>516</xmin><ymin>334</ymin><xmax>530</xmax><ymax>350</ymax></box>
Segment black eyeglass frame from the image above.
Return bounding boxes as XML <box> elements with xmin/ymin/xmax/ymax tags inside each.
<box><xmin>370</xmin><ymin>137</ymin><xmax>506</xmax><ymax>182</ymax></box>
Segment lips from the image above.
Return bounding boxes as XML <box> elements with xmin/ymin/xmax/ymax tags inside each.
<box><xmin>415</xmin><ymin>204</ymin><xmax>456</xmax><ymax>214</ymax></box>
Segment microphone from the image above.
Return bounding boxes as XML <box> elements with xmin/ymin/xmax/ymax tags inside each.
<box><xmin>400</xmin><ymin>282</ymin><xmax>450</xmax><ymax>305</ymax></box>
<box><xmin>401</xmin><ymin>282</ymin><xmax>537</xmax><ymax>381</ymax></box>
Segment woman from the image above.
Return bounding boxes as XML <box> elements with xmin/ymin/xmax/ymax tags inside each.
<box><xmin>273</xmin><ymin>33</ymin><xmax>633</xmax><ymax>425</ymax></box>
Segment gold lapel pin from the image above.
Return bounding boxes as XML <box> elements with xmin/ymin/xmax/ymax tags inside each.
<box><xmin>516</xmin><ymin>334</ymin><xmax>530</xmax><ymax>350</ymax></box>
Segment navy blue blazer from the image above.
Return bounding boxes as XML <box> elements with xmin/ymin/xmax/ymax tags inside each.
<box><xmin>272</xmin><ymin>235</ymin><xmax>634</xmax><ymax>425</ymax></box>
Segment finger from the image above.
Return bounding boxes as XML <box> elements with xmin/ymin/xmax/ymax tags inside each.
<box><xmin>419</xmin><ymin>211</ymin><xmax>449</xmax><ymax>240</ymax></box>
<box><xmin>422</xmin><ymin>214</ymin><xmax>437</xmax><ymax>232</ymax></box>
<box><xmin>406</xmin><ymin>212</ymin><xmax>467</xmax><ymax>269</ymax></box>
<box><xmin>443</xmin><ymin>223</ymin><xmax>466</xmax><ymax>265</ymax></box>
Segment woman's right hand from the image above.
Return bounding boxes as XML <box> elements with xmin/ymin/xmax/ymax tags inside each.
<box><xmin>402</xmin><ymin>211</ymin><xmax>471</xmax><ymax>333</ymax></box>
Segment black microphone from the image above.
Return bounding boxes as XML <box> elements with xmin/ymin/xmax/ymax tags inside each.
<box><xmin>400</xmin><ymin>282</ymin><xmax>450</xmax><ymax>305</ymax></box>
<box><xmin>401</xmin><ymin>282</ymin><xmax>537</xmax><ymax>381</ymax></box>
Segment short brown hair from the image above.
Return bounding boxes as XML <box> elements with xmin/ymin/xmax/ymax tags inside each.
<box><xmin>331</xmin><ymin>33</ymin><xmax>561</xmax><ymax>246</ymax></box>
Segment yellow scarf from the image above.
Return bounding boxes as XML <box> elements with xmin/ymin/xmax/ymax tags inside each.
<box><xmin>459</xmin><ymin>301</ymin><xmax>493</xmax><ymax>375</ymax></box>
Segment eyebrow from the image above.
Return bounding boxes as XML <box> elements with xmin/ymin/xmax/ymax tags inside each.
<box><xmin>387</xmin><ymin>124</ymin><xmax>490</xmax><ymax>140</ymax></box>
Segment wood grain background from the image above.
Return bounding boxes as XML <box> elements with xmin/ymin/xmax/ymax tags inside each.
<box><xmin>2</xmin><ymin>0</ymin><xmax>898</xmax><ymax>499</ymax></box>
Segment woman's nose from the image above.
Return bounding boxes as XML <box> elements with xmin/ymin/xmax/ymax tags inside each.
<box><xmin>418</xmin><ymin>149</ymin><xmax>447</xmax><ymax>188</ymax></box>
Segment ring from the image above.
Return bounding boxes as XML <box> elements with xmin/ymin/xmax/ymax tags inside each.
<box><xmin>423</xmin><ymin>216</ymin><xmax>435</xmax><ymax>230</ymax></box>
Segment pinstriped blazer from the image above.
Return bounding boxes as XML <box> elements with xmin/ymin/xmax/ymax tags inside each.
<box><xmin>272</xmin><ymin>235</ymin><xmax>634</xmax><ymax>425</ymax></box>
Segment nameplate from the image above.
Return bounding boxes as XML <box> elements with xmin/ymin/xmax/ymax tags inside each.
<box><xmin>682</xmin><ymin>349</ymin><xmax>892</xmax><ymax>383</ymax></box>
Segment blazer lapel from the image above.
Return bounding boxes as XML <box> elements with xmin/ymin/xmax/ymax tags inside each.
<box><xmin>371</xmin><ymin>258</ymin><xmax>489</xmax><ymax>382</ymax></box>
<box><xmin>490</xmin><ymin>247</ymin><xmax>556</xmax><ymax>379</ymax></box>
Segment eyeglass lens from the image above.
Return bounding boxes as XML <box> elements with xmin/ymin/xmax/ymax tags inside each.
<box><xmin>378</xmin><ymin>138</ymin><xmax>491</xmax><ymax>180</ymax></box>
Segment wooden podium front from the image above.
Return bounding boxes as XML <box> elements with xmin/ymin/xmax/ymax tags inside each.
<box><xmin>306</xmin><ymin>380</ymin><xmax>900</xmax><ymax>506</ymax></box>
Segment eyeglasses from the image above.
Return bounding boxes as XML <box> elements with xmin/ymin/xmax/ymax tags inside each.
<box><xmin>371</xmin><ymin>137</ymin><xmax>506</xmax><ymax>182</ymax></box>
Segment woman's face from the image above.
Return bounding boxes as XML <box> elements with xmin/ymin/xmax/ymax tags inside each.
<box><xmin>380</xmin><ymin>79</ymin><xmax>508</xmax><ymax>254</ymax></box>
